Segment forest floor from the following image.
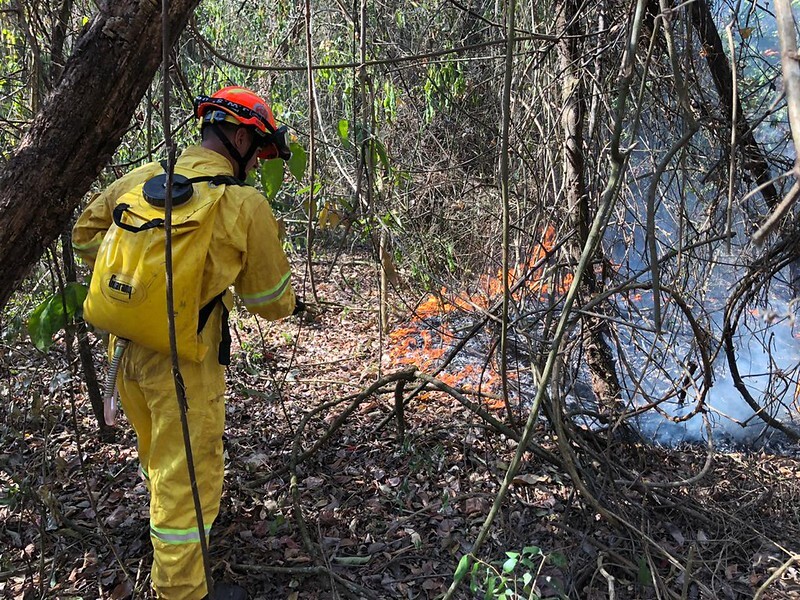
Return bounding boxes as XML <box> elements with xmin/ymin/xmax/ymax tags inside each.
<box><xmin>3</xmin><ymin>252</ymin><xmax>800</xmax><ymax>599</ymax></box>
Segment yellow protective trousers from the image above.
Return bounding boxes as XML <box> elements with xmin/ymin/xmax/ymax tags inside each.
<box><xmin>116</xmin><ymin>308</ymin><xmax>227</xmax><ymax>600</ymax></box>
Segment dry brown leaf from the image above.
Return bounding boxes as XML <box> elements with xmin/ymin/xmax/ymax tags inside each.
<box><xmin>512</xmin><ymin>473</ymin><xmax>548</xmax><ymax>486</ymax></box>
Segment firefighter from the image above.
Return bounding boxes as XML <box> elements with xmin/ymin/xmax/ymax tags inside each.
<box><xmin>72</xmin><ymin>86</ymin><xmax>300</xmax><ymax>600</ymax></box>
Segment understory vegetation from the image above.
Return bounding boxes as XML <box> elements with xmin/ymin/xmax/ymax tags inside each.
<box><xmin>3</xmin><ymin>0</ymin><xmax>800</xmax><ymax>598</ymax></box>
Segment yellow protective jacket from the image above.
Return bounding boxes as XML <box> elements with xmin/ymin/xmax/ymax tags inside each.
<box><xmin>73</xmin><ymin>145</ymin><xmax>296</xmax><ymax>599</ymax></box>
<box><xmin>72</xmin><ymin>145</ymin><xmax>296</xmax><ymax>324</ymax></box>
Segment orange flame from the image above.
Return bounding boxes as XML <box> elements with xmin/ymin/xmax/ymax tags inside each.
<box><xmin>386</xmin><ymin>226</ymin><xmax>570</xmax><ymax>407</ymax></box>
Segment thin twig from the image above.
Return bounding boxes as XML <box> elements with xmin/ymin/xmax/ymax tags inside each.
<box><xmin>303</xmin><ymin>0</ymin><xmax>318</xmax><ymax>303</ymax></box>
<box><xmin>724</xmin><ymin>15</ymin><xmax>738</xmax><ymax>253</ymax></box>
<box><xmin>189</xmin><ymin>24</ymin><xmax>551</xmax><ymax>72</ymax></box>
<box><xmin>753</xmin><ymin>554</ymin><xmax>800</xmax><ymax>600</ymax></box>
<box><xmin>160</xmin><ymin>3</ymin><xmax>215</xmax><ymax>595</ymax></box>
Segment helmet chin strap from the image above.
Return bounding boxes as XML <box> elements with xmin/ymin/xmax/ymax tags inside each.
<box><xmin>209</xmin><ymin>124</ymin><xmax>260</xmax><ymax>181</ymax></box>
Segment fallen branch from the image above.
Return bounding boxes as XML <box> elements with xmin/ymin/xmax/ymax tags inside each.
<box><xmin>753</xmin><ymin>554</ymin><xmax>800</xmax><ymax>600</ymax></box>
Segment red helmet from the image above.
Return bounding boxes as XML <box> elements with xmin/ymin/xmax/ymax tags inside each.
<box><xmin>194</xmin><ymin>86</ymin><xmax>290</xmax><ymax>160</ymax></box>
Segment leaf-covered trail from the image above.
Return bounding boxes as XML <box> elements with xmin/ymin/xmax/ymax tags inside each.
<box><xmin>2</xmin><ymin>256</ymin><xmax>800</xmax><ymax>599</ymax></box>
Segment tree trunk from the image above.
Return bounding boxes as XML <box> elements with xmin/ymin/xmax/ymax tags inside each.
<box><xmin>0</xmin><ymin>0</ymin><xmax>201</xmax><ymax>311</ymax></box>
<box><xmin>558</xmin><ymin>0</ymin><xmax>622</xmax><ymax>410</ymax></box>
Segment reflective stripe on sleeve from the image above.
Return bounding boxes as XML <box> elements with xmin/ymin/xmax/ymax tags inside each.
<box><xmin>241</xmin><ymin>271</ymin><xmax>291</xmax><ymax>308</ymax></box>
<box><xmin>150</xmin><ymin>523</ymin><xmax>212</xmax><ymax>545</ymax></box>
<box><xmin>139</xmin><ymin>465</ymin><xmax>150</xmax><ymax>481</ymax></box>
<box><xmin>72</xmin><ymin>238</ymin><xmax>102</xmax><ymax>252</ymax></box>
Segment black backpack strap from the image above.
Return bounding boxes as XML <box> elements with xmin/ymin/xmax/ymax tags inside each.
<box><xmin>112</xmin><ymin>203</ymin><xmax>164</xmax><ymax>232</ymax></box>
<box><xmin>198</xmin><ymin>291</ymin><xmax>232</xmax><ymax>366</ymax></box>
<box><xmin>183</xmin><ymin>174</ymin><xmax>248</xmax><ymax>187</ymax></box>
<box><xmin>156</xmin><ymin>159</ymin><xmax>249</xmax><ymax>188</ymax></box>
<box><xmin>218</xmin><ymin>301</ymin><xmax>231</xmax><ymax>366</ymax></box>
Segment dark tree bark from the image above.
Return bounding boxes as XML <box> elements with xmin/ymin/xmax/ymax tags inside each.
<box><xmin>558</xmin><ymin>0</ymin><xmax>622</xmax><ymax>410</ymax></box>
<box><xmin>689</xmin><ymin>0</ymin><xmax>779</xmax><ymax>208</ymax></box>
<box><xmin>0</xmin><ymin>0</ymin><xmax>201</xmax><ymax>310</ymax></box>
<box><xmin>61</xmin><ymin>230</ymin><xmax>114</xmax><ymax>441</ymax></box>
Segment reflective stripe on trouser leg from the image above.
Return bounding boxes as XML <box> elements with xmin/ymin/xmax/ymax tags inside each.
<box><xmin>117</xmin><ymin>310</ymin><xmax>227</xmax><ymax>600</ymax></box>
<box><xmin>149</xmin><ymin>383</ymin><xmax>223</xmax><ymax>600</ymax></box>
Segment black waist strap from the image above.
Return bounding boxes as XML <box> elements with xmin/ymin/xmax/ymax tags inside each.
<box><xmin>198</xmin><ymin>292</ymin><xmax>231</xmax><ymax>366</ymax></box>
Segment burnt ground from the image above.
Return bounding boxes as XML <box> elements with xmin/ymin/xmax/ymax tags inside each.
<box><xmin>2</xmin><ymin>253</ymin><xmax>800</xmax><ymax>599</ymax></box>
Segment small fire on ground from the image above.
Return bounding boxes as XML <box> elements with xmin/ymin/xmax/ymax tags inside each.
<box><xmin>385</xmin><ymin>226</ymin><xmax>572</xmax><ymax>409</ymax></box>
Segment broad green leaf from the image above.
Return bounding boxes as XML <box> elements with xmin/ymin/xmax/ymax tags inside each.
<box><xmin>287</xmin><ymin>143</ymin><xmax>307</xmax><ymax>181</ymax></box>
<box><xmin>28</xmin><ymin>301</ymin><xmax>60</xmax><ymax>352</ymax></box>
<box><xmin>260</xmin><ymin>159</ymin><xmax>284</xmax><ymax>202</ymax></box>
<box><xmin>454</xmin><ymin>554</ymin><xmax>471</xmax><ymax>582</ymax></box>
<box><xmin>337</xmin><ymin>119</ymin><xmax>351</xmax><ymax>149</ymax></box>
<box><xmin>502</xmin><ymin>556</ymin><xmax>518</xmax><ymax>573</ymax></box>
<box><xmin>27</xmin><ymin>283</ymin><xmax>88</xmax><ymax>352</ymax></box>
<box><xmin>523</xmin><ymin>546</ymin><xmax>541</xmax><ymax>556</ymax></box>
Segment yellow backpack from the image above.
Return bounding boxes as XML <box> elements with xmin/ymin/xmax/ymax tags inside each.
<box><xmin>83</xmin><ymin>168</ymin><xmax>244</xmax><ymax>362</ymax></box>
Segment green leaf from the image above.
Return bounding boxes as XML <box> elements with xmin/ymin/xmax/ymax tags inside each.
<box><xmin>470</xmin><ymin>562</ymin><xmax>481</xmax><ymax>593</ymax></box>
<box><xmin>502</xmin><ymin>556</ymin><xmax>518</xmax><ymax>573</ymax></box>
<box><xmin>522</xmin><ymin>546</ymin><xmax>541</xmax><ymax>556</ymax></box>
<box><xmin>522</xmin><ymin>572</ymin><xmax>533</xmax><ymax>587</ymax></box>
<box><xmin>260</xmin><ymin>159</ymin><xmax>284</xmax><ymax>202</ymax></box>
<box><xmin>297</xmin><ymin>182</ymin><xmax>322</xmax><ymax>195</ymax></box>
<box><xmin>337</xmin><ymin>119</ymin><xmax>351</xmax><ymax>149</ymax></box>
<box><xmin>27</xmin><ymin>283</ymin><xmax>88</xmax><ymax>352</ymax></box>
<box><xmin>484</xmin><ymin>575</ymin><xmax>498</xmax><ymax>600</ymax></box>
<box><xmin>372</xmin><ymin>138</ymin><xmax>389</xmax><ymax>171</ymax></box>
<box><xmin>454</xmin><ymin>554</ymin><xmax>471</xmax><ymax>583</ymax></box>
<box><xmin>637</xmin><ymin>556</ymin><xmax>652</xmax><ymax>587</ymax></box>
<box><xmin>287</xmin><ymin>143</ymin><xmax>307</xmax><ymax>181</ymax></box>
<box><xmin>548</xmin><ymin>551</ymin><xmax>567</xmax><ymax>568</ymax></box>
